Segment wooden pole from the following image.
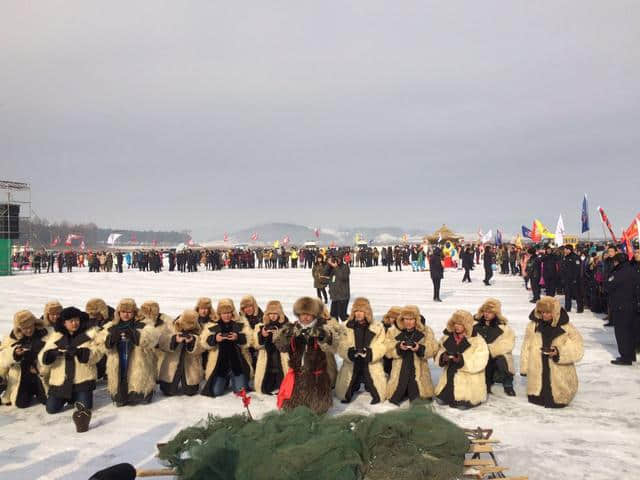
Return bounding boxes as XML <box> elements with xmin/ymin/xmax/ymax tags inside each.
<box><xmin>136</xmin><ymin>468</ymin><xmax>179</xmax><ymax>477</ymax></box>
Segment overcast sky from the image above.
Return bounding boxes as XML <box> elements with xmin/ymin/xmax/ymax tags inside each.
<box><xmin>2</xmin><ymin>1</ymin><xmax>639</xmax><ymax>240</ymax></box>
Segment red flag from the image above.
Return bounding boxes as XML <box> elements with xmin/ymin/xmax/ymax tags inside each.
<box><xmin>51</xmin><ymin>235</ymin><xmax>59</xmax><ymax>247</ymax></box>
<box><xmin>597</xmin><ymin>206</ymin><xmax>617</xmax><ymax>242</ymax></box>
<box><xmin>623</xmin><ymin>231</ymin><xmax>634</xmax><ymax>260</ymax></box>
<box><xmin>314</xmin><ymin>228</ymin><xmax>320</xmax><ymax>238</ymax></box>
<box><xmin>250</xmin><ymin>232</ymin><xmax>258</xmax><ymax>241</ymax></box>
<box><xmin>623</xmin><ymin>213</ymin><xmax>640</xmax><ymax>240</ymax></box>
<box><xmin>223</xmin><ymin>232</ymin><xmax>229</xmax><ymax>242</ymax></box>
<box><xmin>530</xmin><ymin>221</ymin><xmax>542</xmax><ymax>242</ymax></box>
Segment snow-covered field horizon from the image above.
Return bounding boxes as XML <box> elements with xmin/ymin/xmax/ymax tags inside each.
<box><xmin>1</xmin><ymin>266</ymin><xmax>639</xmax><ymax>480</ymax></box>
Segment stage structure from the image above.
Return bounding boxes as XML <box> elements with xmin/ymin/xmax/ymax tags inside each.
<box><xmin>0</xmin><ymin>180</ymin><xmax>32</xmax><ymax>276</ymax></box>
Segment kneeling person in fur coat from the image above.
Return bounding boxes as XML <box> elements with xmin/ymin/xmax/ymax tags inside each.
<box><xmin>40</xmin><ymin>307</ymin><xmax>102</xmax><ymax>413</ymax></box>
<box><xmin>252</xmin><ymin>300</ymin><xmax>289</xmax><ymax>394</ymax></box>
<box><xmin>200</xmin><ymin>299</ymin><xmax>253</xmax><ymax>397</ymax></box>
<box><xmin>520</xmin><ymin>296</ymin><xmax>583</xmax><ymax>408</ymax></box>
<box><xmin>335</xmin><ymin>298</ymin><xmax>387</xmax><ymax>405</ymax></box>
<box><xmin>158</xmin><ymin>310</ymin><xmax>203</xmax><ymax>396</ymax></box>
<box><xmin>435</xmin><ymin>310</ymin><xmax>489</xmax><ymax>409</ymax></box>
<box><xmin>386</xmin><ymin>306</ymin><xmax>438</xmax><ymax>405</ymax></box>
<box><xmin>275</xmin><ymin>296</ymin><xmax>334</xmax><ymax>414</ymax></box>
<box><xmin>0</xmin><ymin>311</ymin><xmax>48</xmax><ymax>408</ymax></box>
<box><xmin>100</xmin><ymin>299</ymin><xmax>162</xmax><ymax>406</ymax></box>
<box><xmin>472</xmin><ymin>298</ymin><xmax>516</xmax><ymax>396</ymax></box>
<box><xmin>85</xmin><ymin>298</ymin><xmax>114</xmax><ymax>380</ymax></box>
<box><xmin>382</xmin><ymin>306</ymin><xmax>402</xmax><ymax>376</ymax></box>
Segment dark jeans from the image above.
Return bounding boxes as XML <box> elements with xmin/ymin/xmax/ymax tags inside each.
<box><xmin>484</xmin><ymin>266</ymin><xmax>493</xmax><ymax>284</ymax></box>
<box><xmin>563</xmin><ymin>281</ymin><xmax>584</xmax><ymax>312</ymax></box>
<box><xmin>432</xmin><ymin>278</ymin><xmax>441</xmax><ymax>300</ymax></box>
<box><xmin>46</xmin><ymin>390</ymin><xmax>93</xmax><ymax>414</ymax></box>
<box><xmin>316</xmin><ymin>287</ymin><xmax>328</xmax><ymax>303</ymax></box>
<box><xmin>15</xmin><ymin>372</ymin><xmax>47</xmax><ymax>408</ymax></box>
<box><xmin>614</xmin><ymin>310</ymin><xmax>639</xmax><ymax>362</ymax></box>
<box><xmin>462</xmin><ymin>268</ymin><xmax>471</xmax><ymax>282</ymax></box>
<box><xmin>330</xmin><ymin>299</ymin><xmax>350</xmax><ymax>321</ymax></box>
<box><xmin>209</xmin><ymin>373</ymin><xmax>248</xmax><ymax>397</ymax></box>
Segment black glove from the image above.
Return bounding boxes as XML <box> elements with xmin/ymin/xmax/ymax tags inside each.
<box><xmin>347</xmin><ymin>347</ymin><xmax>357</xmax><ymax>362</ymax></box>
<box><xmin>75</xmin><ymin>348</ymin><xmax>91</xmax><ymax>363</ymax></box>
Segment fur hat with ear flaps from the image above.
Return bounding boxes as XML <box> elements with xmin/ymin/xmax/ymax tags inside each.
<box><xmin>139</xmin><ymin>301</ymin><xmax>160</xmax><ymax>321</ymax></box>
<box><xmin>195</xmin><ymin>297</ymin><xmax>218</xmax><ymax>322</ymax></box>
<box><xmin>240</xmin><ymin>295</ymin><xmax>259</xmax><ymax>313</ymax></box>
<box><xmin>533</xmin><ymin>296</ymin><xmax>563</xmax><ymax>327</ymax></box>
<box><xmin>474</xmin><ymin>298</ymin><xmax>508</xmax><ymax>324</ymax></box>
<box><xmin>315</xmin><ymin>298</ymin><xmax>332</xmax><ymax>321</ymax></box>
<box><xmin>347</xmin><ymin>297</ymin><xmax>374</xmax><ymax>323</ymax></box>
<box><xmin>396</xmin><ymin>306</ymin><xmax>425</xmax><ymax>332</ymax></box>
<box><xmin>382</xmin><ymin>306</ymin><xmax>402</xmax><ymax>326</ymax></box>
<box><xmin>263</xmin><ymin>300</ymin><xmax>286</xmax><ymax>325</ymax></box>
<box><xmin>13</xmin><ymin>310</ymin><xmax>38</xmax><ymax>339</ymax></box>
<box><xmin>293</xmin><ymin>296</ymin><xmax>321</xmax><ymax>318</ymax></box>
<box><xmin>216</xmin><ymin>298</ymin><xmax>239</xmax><ymax>319</ymax></box>
<box><xmin>445</xmin><ymin>310</ymin><xmax>474</xmax><ymax>336</ymax></box>
<box><xmin>43</xmin><ymin>301</ymin><xmax>63</xmax><ymax>324</ymax></box>
<box><xmin>174</xmin><ymin>309</ymin><xmax>201</xmax><ymax>333</ymax></box>
<box><xmin>114</xmin><ymin>298</ymin><xmax>138</xmax><ymax>323</ymax></box>
<box><xmin>85</xmin><ymin>298</ymin><xmax>108</xmax><ymax>320</ymax></box>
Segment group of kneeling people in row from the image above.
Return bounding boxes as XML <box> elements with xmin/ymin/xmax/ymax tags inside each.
<box><xmin>0</xmin><ymin>293</ymin><xmax>584</xmax><ymax>421</ymax></box>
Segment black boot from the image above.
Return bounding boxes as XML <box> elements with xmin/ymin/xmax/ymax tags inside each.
<box><xmin>72</xmin><ymin>402</ymin><xmax>92</xmax><ymax>433</ymax></box>
<box><xmin>504</xmin><ymin>386</ymin><xmax>516</xmax><ymax>396</ymax></box>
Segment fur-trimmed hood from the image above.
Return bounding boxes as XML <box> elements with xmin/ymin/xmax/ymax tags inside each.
<box><xmin>382</xmin><ymin>306</ymin><xmax>402</xmax><ymax>326</ymax></box>
<box><xmin>293</xmin><ymin>296</ymin><xmax>321</xmax><ymax>318</ymax></box>
<box><xmin>263</xmin><ymin>300</ymin><xmax>287</xmax><ymax>325</ymax></box>
<box><xmin>530</xmin><ymin>296</ymin><xmax>567</xmax><ymax>328</ymax></box>
<box><xmin>474</xmin><ymin>298</ymin><xmax>507</xmax><ymax>324</ymax></box>
<box><xmin>396</xmin><ymin>306</ymin><xmax>426</xmax><ymax>332</ymax></box>
<box><xmin>139</xmin><ymin>301</ymin><xmax>161</xmax><ymax>322</ymax></box>
<box><xmin>113</xmin><ymin>298</ymin><xmax>138</xmax><ymax>324</ymax></box>
<box><xmin>347</xmin><ymin>297</ymin><xmax>374</xmax><ymax>324</ymax></box>
<box><xmin>445</xmin><ymin>310</ymin><xmax>474</xmax><ymax>336</ymax></box>
<box><xmin>43</xmin><ymin>301</ymin><xmax>63</xmax><ymax>326</ymax></box>
<box><xmin>12</xmin><ymin>310</ymin><xmax>38</xmax><ymax>339</ymax></box>
<box><xmin>195</xmin><ymin>297</ymin><xmax>218</xmax><ymax>322</ymax></box>
<box><xmin>239</xmin><ymin>295</ymin><xmax>260</xmax><ymax>315</ymax></box>
<box><xmin>174</xmin><ymin>309</ymin><xmax>201</xmax><ymax>333</ymax></box>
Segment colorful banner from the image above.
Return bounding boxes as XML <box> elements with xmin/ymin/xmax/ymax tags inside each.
<box><xmin>597</xmin><ymin>206</ymin><xmax>617</xmax><ymax>242</ymax></box>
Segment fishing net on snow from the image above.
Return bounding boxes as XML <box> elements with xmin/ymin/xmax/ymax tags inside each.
<box><xmin>157</xmin><ymin>404</ymin><xmax>468</xmax><ymax>480</ymax></box>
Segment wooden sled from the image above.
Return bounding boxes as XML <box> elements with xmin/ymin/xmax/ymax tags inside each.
<box><xmin>462</xmin><ymin>427</ymin><xmax>528</xmax><ymax>480</ymax></box>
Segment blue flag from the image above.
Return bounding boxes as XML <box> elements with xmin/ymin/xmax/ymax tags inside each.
<box><xmin>522</xmin><ymin>225</ymin><xmax>532</xmax><ymax>239</ymax></box>
<box><xmin>581</xmin><ymin>194</ymin><xmax>590</xmax><ymax>233</ymax></box>
<box><xmin>496</xmin><ymin>229</ymin><xmax>503</xmax><ymax>245</ymax></box>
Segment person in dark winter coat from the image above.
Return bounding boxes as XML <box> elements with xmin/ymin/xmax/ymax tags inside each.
<box><xmin>461</xmin><ymin>247</ymin><xmax>474</xmax><ymax>283</ymax></box>
<box><xmin>200</xmin><ymin>299</ymin><xmax>253</xmax><ymax>397</ymax></box>
<box><xmin>328</xmin><ymin>256</ymin><xmax>350</xmax><ymax>321</ymax></box>
<box><xmin>312</xmin><ymin>256</ymin><xmax>330</xmax><ymax>304</ymax></box>
<box><xmin>560</xmin><ymin>244</ymin><xmax>584</xmax><ymax>313</ymax></box>
<box><xmin>385</xmin><ymin>306</ymin><xmax>438</xmax><ymax>405</ymax></box>
<box><xmin>483</xmin><ymin>246</ymin><xmax>495</xmax><ymax>286</ymax></box>
<box><xmin>252</xmin><ymin>300</ymin><xmax>289</xmax><ymax>394</ymax></box>
<box><xmin>274</xmin><ymin>296</ymin><xmax>335</xmax><ymax>414</ymax></box>
<box><xmin>0</xmin><ymin>311</ymin><xmax>48</xmax><ymax>408</ymax></box>
<box><xmin>541</xmin><ymin>246</ymin><xmax>559</xmax><ymax>296</ymax></box>
<box><xmin>335</xmin><ymin>298</ymin><xmax>387</xmax><ymax>404</ymax></box>
<box><xmin>520</xmin><ymin>297</ymin><xmax>583</xmax><ymax>408</ymax></box>
<box><xmin>40</xmin><ymin>307</ymin><xmax>102</xmax><ymax>413</ymax></box>
<box><xmin>157</xmin><ymin>310</ymin><xmax>203</xmax><ymax>396</ymax></box>
<box><xmin>525</xmin><ymin>247</ymin><xmax>542</xmax><ymax>302</ymax></box>
<box><xmin>429</xmin><ymin>248</ymin><xmax>444</xmax><ymax>301</ymax></box>
<box><xmin>605</xmin><ymin>253</ymin><xmax>640</xmax><ymax>365</ymax></box>
<box><xmin>472</xmin><ymin>299</ymin><xmax>516</xmax><ymax>396</ymax></box>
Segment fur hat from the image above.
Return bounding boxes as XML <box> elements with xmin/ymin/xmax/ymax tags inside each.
<box><xmin>293</xmin><ymin>296</ymin><xmax>321</xmax><ymax>318</ymax></box>
<box><xmin>347</xmin><ymin>297</ymin><xmax>374</xmax><ymax>323</ymax></box>
<box><xmin>216</xmin><ymin>298</ymin><xmax>238</xmax><ymax>318</ymax></box>
<box><xmin>60</xmin><ymin>306</ymin><xmax>90</xmax><ymax>324</ymax></box>
<box><xmin>175</xmin><ymin>309</ymin><xmax>201</xmax><ymax>333</ymax></box>
<box><xmin>445</xmin><ymin>310</ymin><xmax>474</xmax><ymax>336</ymax></box>
<box><xmin>195</xmin><ymin>297</ymin><xmax>213</xmax><ymax>312</ymax></box>
<box><xmin>240</xmin><ymin>295</ymin><xmax>259</xmax><ymax>313</ymax></box>
<box><xmin>534</xmin><ymin>296</ymin><xmax>562</xmax><ymax>327</ymax></box>
<box><xmin>315</xmin><ymin>298</ymin><xmax>332</xmax><ymax>321</ymax></box>
<box><xmin>43</xmin><ymin>301</ymin><xmax>63</xmax><ymax>324</ymax></box>
<box><xmin>474</xmin><ymin>298</ymin><xmax>507</xmax><ymax>324</ymax></box>
<box><xmin>396</xmin><ymin>306</ymin><xmax>425</xmax><ymax>332</ymax></box>
<box><xmin>85</xmin><ymin>298</ymin><xmax>108</xmax><ymax>320</ymax></box>
<box><xmin>139</xmin><ymin>301</ymin><xmax>160</xmax><ymax>321</ymax></box>
<box><xmin>382</xmin><ymin>306</ymin><xmax>402</xmax><ymax>325</ymax></box>
<box><xmin>13</xmin><ymin>310</ymin><xmax>37</xmax><ymax>339</ymax></box>
<box><xmin>263</xmin><ymin>300</ymin><xmax>286</xmax><ymax>325</ymax></box>
<box><xmin>114</xmin><ymin>298</ymin><xmax>138</xmax><ymax>323</ymax></box>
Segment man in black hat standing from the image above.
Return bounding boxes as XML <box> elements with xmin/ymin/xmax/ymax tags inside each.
<box><xmin>560</xmin><ymin>244</ymin><xmax>584</xmax><ymax>313</ymax></box>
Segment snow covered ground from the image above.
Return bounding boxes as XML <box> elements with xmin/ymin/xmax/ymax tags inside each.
<box><xmin>1</xmin><ymin>265</ymin><xmax>639</xmax><ymax>479</ymax></box>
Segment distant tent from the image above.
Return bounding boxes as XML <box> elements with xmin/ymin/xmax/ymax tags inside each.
<box><xmin>426</xmin><ymin>224</ymin><xmax>463</xmax><ymax>243</ymax></box>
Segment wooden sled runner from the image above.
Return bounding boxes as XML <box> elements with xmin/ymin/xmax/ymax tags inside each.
<box><xmin>463</xmin><ymin>427</ymin><xmax>528</xmax><ymax>480</ymax></box>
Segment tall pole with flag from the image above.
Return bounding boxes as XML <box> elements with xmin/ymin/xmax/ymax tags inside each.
<box><xmin>581</xmin><ymin>194</ymin><xmax>590</xmax><ymax>241</ymax></box>
<box><xmin>555</xmin><ymin>214</ymin><xmax>565</xmax><ymax>247</ymax></box>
